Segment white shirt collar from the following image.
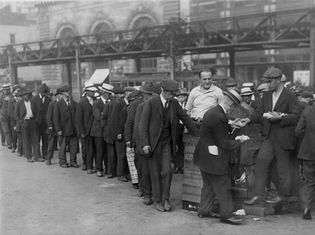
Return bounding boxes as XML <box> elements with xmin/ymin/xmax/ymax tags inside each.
<box><xmin>160</xmin><ymin>94</ymin><xmax>167</xmax><ymax>107</ymax></box>
<box><xmin>101</xmin><ymin>96</ymin><xmax>107</xmax><ymax>104</ymax></box>
<box><xmin>219</xmin><ymin>104</ymin><xmax>227</xmax><ymax>114</ymax></box>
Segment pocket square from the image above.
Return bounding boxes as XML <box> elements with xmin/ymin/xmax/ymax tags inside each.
<box><xmin>208</xmin><ymin>145</ymin><xmax>219</xmax><ymax>156</ymax></box>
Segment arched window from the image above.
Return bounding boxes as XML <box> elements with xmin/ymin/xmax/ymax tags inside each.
<box><xmin>57</xmin><ymin>26</ymin><xmax>76</xmax><ymax>46</ymax></box>
<box><xmin>93</xmin><ymin>22</ymin><xmax>112</xmax><ymax>41</ymax></box>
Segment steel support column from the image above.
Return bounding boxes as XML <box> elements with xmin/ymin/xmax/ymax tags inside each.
<box><xmin>66</xmin><ymin>63</ymin><xmax>72</xmax><ymax>87</ymax></box>
<box><xmin>169</xmin><ymin>32</ymin><xmax>176</xmax><ymax>80</ymax></box>
<box><xmin>75</xmin><ymin>39</ymin><xmax>82</xmax><ymax>97</ymax></box>
<box><xmin>310</xmin><ymin>11</ymin><xmax>315</xmax><ymax>88</ymax></box>
<box><xmin>8</xmin><ymin>50</ymin><xmax>18</xmax><ymax>84</ymax></box>
<box><xmin>228</xmin><ymin>49</ymin><xmax>235</xmax><ymax>78</ymax></box>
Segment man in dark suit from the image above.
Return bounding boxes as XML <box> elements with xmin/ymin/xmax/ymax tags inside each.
<box><xmin>76</xmin><ymin>85</ymin><xmax>97</xmax><ymax>173</ymax></box>
<box><xmin>14</xmin><ymin>88</ymin><xmax>43</xmax><ymax>162</ymax></box>
<box><xmin>33</xmin><ymin>83</ymin><xmax>52</xmax><ymax>160</ymax></box>
<box><xmin>45</xmin><ymin>88</ymin><xmax>62</xmax><ymax>165</ymax></box>
<box><xmin>91</xmin><ymin>83</ymin><xmax>114</xmax><ymax>177</ymax></box>
<box><xmin>53</xmin><ymin>85</ymin><xmax>78</xmax><ymax>168</ymax></box>
<box><xmin>193</xmin><ymin>89</ymin><xmax>247</xmax><ymax>225</ymax></box>
<box><xmin>139</xmin><ymin>80</ymin><xmax>197</xmax><ymax>212</ymax></box>
<box><xmin>244</xmin><ymin>68</ymin><xmax>300</xmax><ymax>205</ymax></box>
<box><xmin>295</xmin><ymin>102</ymin><xmax>315</xmax><ymax>220</ymax></box>
<box><xmin>0</xmin><ymin>84</ymin><xmax>13</xmax><ymax>149</ymax></box>
<box><xmin>8</xmin><ymin>86</ymin><xmax>20</xmax><ymax>153</ymax></box>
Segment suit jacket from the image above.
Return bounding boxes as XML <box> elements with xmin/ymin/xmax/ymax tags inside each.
<box><xmin>101</xmin><ymin>100</ymin><xmax>115</xmax><ymax>144</ymax></box>
<box><xmin>133</xmin><ymin>101</ymin><xmax>145</xmax><ymax>149</ymax></box>
<box><xmin>90</xmin><ymin>98</ymin><xmax>106</xmax><ymax>138</ymax></box>
<box><xmin>193</xmin><ymin>105</ymin><xmax>241</xmax><ymax>175</ymax></box>
<box><xmin>32</xmin><ymin>95</ymin><xmax>51</xmax><ymax>129</ymax></box>
<box><xmin>14</xmin><ymin>99</ymin><xmax>39</xmax><ymax>130</ymax></box>
<box><xmin>76</xmin><ymin>96</ymin><xmax>94</xmax><ymax>137</ymax></box>
<box><xmin>53</xmin><ymin>98</ymin><xmax>77</xmax><ymax>137</ymax></box>
<box><xmin>139</xmin><ymin>96</ymin><xmax>197</xmax><ymax>156</ymax></box>
<box><xmin>46</xmin><ymin>100</ymin><xmax>57</xmax><ymax>132</ymax></box>
<box><xmin>295</xmin><ymin>105</ymin><xmax>315</xmax><ymax>160</ymax></box>
<box><xmin>8</xmin><ymin>98</ymin><xmax>17</xmax><ymax>126</ymax></box>
<box><xmin>124</xmin><ymin>98</ymin><xmax>143</xmax><ymax>143</ymax></box>
<box><xmin>107</xmin><ymin>98</ymin><xmax>128</xmax><ymax>141</ymax></box>
<box><xmin>252</xmin><ymin>88</ymin><xmax>300</xmax><ymax>150</ymax></box>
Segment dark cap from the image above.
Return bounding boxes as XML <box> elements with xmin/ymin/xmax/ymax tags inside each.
<box><xmin>113</xmin><ymin>86</ymin><xmax>124</xmax><ymax>94</ymax></box>
<box><xmin>18</xmin><ymin>88</ymin><xmax>32</xmax><ymax>96</ymax></box>
<box><xmin>300</xmin><ymin>91</ymin><xmax>314</xmax><ymax>99</ymax></box>
<box><xmin>262</xmin><ymin>67</ymin><xmax>282</xmax><ymax>80</ymax></box>
<box><xmin>176</xmin><ymin>88</ymin><xmax>189</xmax><ymax>96</ymax></box>
<box><xmin>39</xmin><ymin>83</ymin><xmax>50</xmax><ymax>94</ymax></box>
<box><xmin>161</xmin><ymin>80</ymin><xmax>179</xmax><ymax>93</ymax></box>
<box><xmin>2</xmin><ymin>83</ymin><xmax>11</xmax><ymax>90</ymax></box>
<box><xmin>55</xmin><ymin>88</ymin><xmax>62</xmax><ymax>96</ymax></box>
<box><xmin>124</xmin><ymin>86</ymin><xmax>136</xmax><ymax>93</ymax></box>
<box><xmin>127</xmin><ymin>90</ymin><xmax>142</xmax><ymax>101</ymax></box>
<box><xmin>226</xmin><ymin>77</ymin><xmax>238</xmax><ymax>88</ymax></box>
<box><xmin>223</xmin><ymin>89</ymin><xmax>242</xmax><ymax>105</ymax></box>
<box><xmin>59</xmin><ymin>85</ymin><xmax>71</xmax><ymax>93</ymax></box>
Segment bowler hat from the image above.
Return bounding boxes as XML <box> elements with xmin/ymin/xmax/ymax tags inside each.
<box><xmin>223</xmin><ymin>89</ymin><xmax>242</xmax><ymax>104</ymax></box>
<box><xmin>161</xmin><ymin>80</ymin><xmax>179</xmax><ymax>93</ymax></box>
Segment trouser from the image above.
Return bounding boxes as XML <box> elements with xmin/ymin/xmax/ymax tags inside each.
<box><xmin>94</xmin><ymin>137</ymin><xmax>107</xmax><ymax>172</ymax></box>
<box><xmin>59</xmin><ymin>135</ymin><xmax>78</xmax><ymax>165</ymax></box>
<box><xmin>0</xmin><ymin>122</ymin><xmax>5</xmax><ymax>144</ymax></box>
<box><xmin>147</xmin><ymin>140</ymin><xmax>172</xmax><ymax>202</ymax></box>
<box><xmin>38</xmin><ymin>126</ymin><xmax>48</xmax><ymax>159</ymax></box>
<box><xmin>107</xmin><ymin>143</ymin><xmax>117</xmax><ymax>176</ymax></box>
<box><xmin>135</xmin><ymin>148</ymin><xmax>142</xmax><ymax>187</ymax></box>
<box><xmin>0</xmin><ymin>117</ymin><xmax>11</xmax><ymax>147</ymax></box>
<box><xmin>142</xmin><ymin>154</ymin><xmax>152</xmax><ymax>198</ymax></box>
<box><xmin>81</xmin><ymin>136</ymin><xmax>94</xmax><ymax>170</ymax></box>
<box><xmin>198</xmin><ymin>170</ymin><xmax>234</xmax><ymax>218</ymax></box>
<box><xmin>17</xmin><ymin>131</ymin><xmax>23</xmax><ymax>155</ymax></box>
<box><xmin>22</xmin><ymin>119</ymin><xmax>39</xmax><ymax>160</ymax></box>
<box><xmin>254</xmin><ymin>138</ymin><xmax>292</xmax><ymax>199</ymax></box>
<box><xmin>11</xmin><ymin>127</ymin><xmax>17</xmax><ymax>150</ymax></box>
<box><xmin>47</xmin><ymin>133</ymin><xmax>57</xmax><ymax>160</ymax></box>
<box><xmin>115</xmin><ymin>140</ymin><xmax>127</xmax><ymax>177</ymax></box>
<box><xmin>175</xmin><ymin>124</ymin><xmax>185</xmax><ymax>170</ymax></box>
<box><xmin>300</xmin><ymin>160</ymin><xmax>315</xmax><ymax>209</ymax></box>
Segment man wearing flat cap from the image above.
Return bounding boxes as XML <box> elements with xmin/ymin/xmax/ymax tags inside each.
<box><xmin>76</xmin><ymin>85</ymin><xmax>98</xmax><ymax>173</ymax></box>
<box><xmin>193</xmin><ymin>89</ymin><xmax>247</xmax><ymax>225</ymax></box>
<box><xmin>54</xmin><ymin>85</ymin><xmax>78</xmax><ymax>168</ymax></box>
<box><xmin>14</xmin><ymin>88</ymin><xmax>42</xmax><ymax>162</ymax></box>
<box><xmin>91</xmin><ymin>83</ymin><xmax>114</xmax><ymax>177</ymax></box>
<box><xmin>244</xmin><ymin>67</ymin><xmax>300</xmax><ymax>206</ymax></box>
<box><xmin>139</xmin><ymin>80</ymin><xmax>198</xmax><ymax>212</ymax></box>
<box><xmin>8</xmin><ymin>85</ymin><xmax>20</xmax><ymax>153</ymax></box>
<box><xmin>33</xmin><ymin>83</ymin><xmax>52</xmax><ymax>161</ymax></box>
<box><xmin>0</xmin><ymin>84</ymin><xmax>13</xmax><ymax>149</ymax></box>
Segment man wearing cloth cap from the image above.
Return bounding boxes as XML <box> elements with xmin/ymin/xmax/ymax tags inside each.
<box><xmin>0</xmin><ymin>84</ymin><xmax>13</xmax><ymax>149</ymax></box>
<box><xmin>14</xmin><ymin>88</ymin><xmax>42</xmax><ymax>162</ymax></box>
<box><xmin>139</xmin><ymin>80</ymin><xmax>197</xmax><ymax>212</ymax></box>
<box><xmin>185</xmin><ymin>70</ymin><xmax>224</xmax><ymax>121</ymax></box>
<box><xmin>90</xmin><ymin>83</ymin><xmax>114</xmax><ymax>177</ymax></box>
<box><xmin>193</xmin><ymin>89</ymin><xmax>248</xmax><ymax>225</ymax></box>
<box><xmin>244</xmin><ymin>67</ymin><xmax>300</xmax><ymax>206</ymax></box>
<box><xmin>54</xmin><ymin>85</ymin><xmax>78</xmax><ymax>168</ymax></box>
<box><xmin>45</xmin><ymin>88</ymin><xmax>62</xmax><ymax>165</ymax></box>
<box><xmin>33</xmin><ymin>83</ymin><xmax>52</xmax><ymax>161</ymax></box>
<box><xmin>76</xmin><ymin>85</ymin><xmax>98</xmax><ymax>172</ymax></box>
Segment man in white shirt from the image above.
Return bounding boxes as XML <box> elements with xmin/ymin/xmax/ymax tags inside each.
<box><xmin>185</xmin><ymin>70</ymin><xmax>224</xmax><ymax>121</ymax></box>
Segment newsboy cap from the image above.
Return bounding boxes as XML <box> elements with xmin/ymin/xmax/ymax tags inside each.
<box><xmin>161</xmin><ymin>80</ymin><xmax>179</xmax><ymax>92</ymax></box>
<box><xmin>300</xmin><ymin>91</ymin><xmax>314</xmax><ymax>99</ymax></box>
<box><xmin>262</xmin><ymin>67</ymin><xmax>282</xmax><ymax>80</ymax></box>
<box><xmin>113</xmin><ymin>86</ymin><xmax>124</xmax><ymax>94</ymax></box>
<box><xmin>127</xmin><ymin>90</ymin><xmax>142</xmax><ymax>102</ymax></box>
<box><xmin>59</xmin><ymin>85</ymin><xmax>71</xmax><ymax>93</ymax></box>
<box><xmin>18</xmin><ymin>88</ymin><xmax>32</xmax><ymax>96</ymax></box>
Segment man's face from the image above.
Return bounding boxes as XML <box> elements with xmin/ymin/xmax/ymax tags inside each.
<box><xmin>267</xmin><ymin>79</ymin><xmax>280</xmax><ymax>92</ymax></box>
<box><xmin>177</xmin><ymin>95</ymin><xmax>187</xmax><ymax>103</ymax></box>
<box><xmin>162</xmin><ymin>89</ymin><xmax>174</xmax><ymax>100</ymax></box>
<box><xmin>102</xmin><ymin>92</ymin><xmax>110</xmax><ymax>100</ymax></box>
<box><xmin>62</xmin><ymin>92</ymin><xmax>70</xmax><ymax>101</ymax></box>
<box><xmin>242</xmin><ymin>95</ymin><xmax>252</xmax><ymax>104</ymax></box>
<box><xmin>200</xmin><ymin>71</ymin><xmax>213</xmax><ymax>90</ymax></box>
<box><xmin>23</xmin><ymin>94</ymin><xmax>30</xmax><ymax>101</ymax></box>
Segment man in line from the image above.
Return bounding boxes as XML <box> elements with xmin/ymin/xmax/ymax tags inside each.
<box><xmin>8</xmin><ymin>85</ymin><xmax>20</xmax><ymax>153</ymax></box>
<box><xmin>193</xmin><ymin>89</ymin><xmax>247</xmax><ymax>225</ymax></box>
<box><xmin>0</xmin><ymin>84</ymin><xmax>13</xmax><ymax>149</ymax></box>
<box><xmin>244</xmin><ymin>67</ymin><xmax>300</xmax><ymax>205</ymax></box>
<box><xmin>139</xmin><ymin>80</ymin><xmax>197</xmax><ymax>212</ymax></box>
<box><xmin>185</xmin><ymin>69</ymin><xmax>224</xmax><ymax>122</ymax></box>
<box><xmin>54</xmin><ymin>85</ymin><xmax>78</xmax><ymax>168</ymax></box>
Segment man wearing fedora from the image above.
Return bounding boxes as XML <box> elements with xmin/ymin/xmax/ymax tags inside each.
<box><xmin>139</xmin><ymin>80</ymin><xmax>197</xmax><ymax>212</ymax></box>
<box><xmin>244</xmin><ymin>67</ymin><xmax>300</xmax><ymax>206</ymax></box>
<box><xmin>33</xmin><ymin>83</ymin><xmax>52</xmax><ymax>161</ymax></box>
<box><xmin>14</xmin><ymin>88</ymin><xmax>43</xmax><ymax>162</ymax></box>
<box><xmin>76</xmin><ymin>85</ymin><xmax>98</xmax><ymax>173</ymax></box>
<box><xmin>54</xmin><ymin>85</ymin><xmax>78</xmax><ymax>168</ymax></box>
<box><xmin>91</xmin><ymin>83</ymin><xmax>114</xmax><ymax>177</ymax></box>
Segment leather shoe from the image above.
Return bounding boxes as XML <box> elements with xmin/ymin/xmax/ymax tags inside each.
<box><xmin>81</xmin><ymin>164</ymin><xmax>87</xmax><ymax>171</ymax></box>
<box><xmin>132</xmin><ymin>183</ymin><xmax>139</xmax><ymax>189</ymax></box>
<box><xmin>97</xmin><ymin>171</ymin><xmax>104</xmax><ymax>177</ymax></box>
<box><xmin>34</xmin><ymin>158</ymin><xmax>45</xmax><ymax>162</ymax></box>
<box><xmin>220</xmin><ymin>215</ymin><xmax>244</xmax><ymax>225</ymax></box>
<box><xmin>27</xmin><ymin>158</ymin><xmax>34</xmax><ymax>163</ymax></box>
<box><xmin>118</xmin><ymin>176</ymin><xmax>128</xmax><ymax>182</ymax></box>
<box><xmin>11</xmin><ymin>149</ymin><xmax>16</xmax><ymax>153</ymax></box>
<box><xmin>198</xmin><ymin>212</ymin><xmax>220</xmax><ymax>218</ymax></box>
<box><xmin>60</xmin><ymin>163</ymin><xmax>68</xmax><ymax>168</ymax></box>
<box><xmin>163</xmin><ymin>199</ymin><xmax>172</xmax><ymax>212</ymax></box>
<box><xmin>265</xmin><ymin>195</ymin><xmax>282</xmax><ymax>204</ymax></box>
<box><xmin>107</xmin><ymin>173</ymin><xmax>116</xmax><ymax>179</ymax></box>
<box><xmin>45</xmin><ymin>159</ymin><xmax>51</xmax><ymax>165</ymax></box>
<box><xmin>87</xmin><ymin>169</ymin><xmax>96</xmax><ymax>174</ymax></box>
<box><xmin>303</xmin><ymin>208</ymin><xmax>312</xmax><ymax>220</ymax></box>
<box><xmin>243</xmin><ymin>196</ymin><xmax>260</xmax><ymax>205</ymax></box>
<box><xmin>69</xmin><ymin>163</ymin><xmax>79</xmax><ymax>168</ymax></box>
<box><xmin>155</xmin><ymin>202</ymin><xmax>165</xmax><ymax>212</ymax></box>
<box><xmin>143</xmin><ymin>197</ymin><xmax>153</xmax><ymax>205</ymax></box>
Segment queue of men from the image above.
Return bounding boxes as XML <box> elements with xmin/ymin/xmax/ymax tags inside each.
<box><xmin>1</xmin><ymin>66</ymin><xmax>315</xmax><ymax>226</ymax></box>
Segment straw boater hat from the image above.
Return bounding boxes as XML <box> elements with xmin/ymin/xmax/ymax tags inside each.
<box><xmin>98</xmin><ymin>83</ymin><xmax>114</xmax><ymax>94</ymax></box>
<box><xmin>242</xmin><ymin>82</ymin><xmax>254</xmax><ymax>88</ymax></box>
<box><xmin>240</xmin><ymin>87</ymin><xmax>254</xmax><ymax>96</ymax></box>
<box><xmin>223</xmin><ymin>89</ymin><xmax>242</xmax><ymax>105</ymax></box>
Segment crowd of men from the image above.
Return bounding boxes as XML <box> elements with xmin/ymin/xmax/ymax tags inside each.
<box><xmin>0</xmin><ymin>66</ymin><xmax>314</xmax><ymax>226</ymax></box>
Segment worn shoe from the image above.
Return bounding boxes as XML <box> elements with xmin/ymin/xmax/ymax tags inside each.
<box><xmin>27</xmin><ymin>158</ymin><xmax>34</xmax><ymax>163</ymax></box>
<box><xmin>163</xmin><ymin>199</ymin><xmax>172</xmax><ymax>212</ymax></box>
<box><xmin>132</xmin><ymin>183</ymin><xmax>139</xmax><ymax>189</ymax></box>
<box><xmin>107</xmin><ymin>173</ymin><xmax>116</xmax><ymax>179</ymax></box>
<box><xmin>97</xmin><ymin>171</ymin><xmax>104</xmax><ymax>177</ymax></box>
<box><xmin>243</xmin><ymin>196</ymin><xmax>260</xmax><ymax>205</ymax></box>
<box><xmin>198</xmin><ymin>212</ymin><xmax>220</xmax><ymax>218</ymax></box>
<box><xmin>220</xmin><ymin>215</ymin><xmax>243</xmax><ymax>225</ymax></box>
<box><xmin>34</xmin><ymin>158</ymin><xmax>45</xmax><ymax>162</ymax></box>
<box><xmin>45</xmin><ymin>159</ymin><xmax>51</xmax><ymax>165</ymax></box>
<box><xmin>303</xmin><ymin>208</ymin><xmax>312</xmax><ymax>220</ymax></box>
<box><xmin>60</xmin><ymin>163</ymin><xmax>68</xmax><ymax>168</ymax></box>
<box><xmin>143</xmin><ymin>197</ymin><xmax>153</xmax><ymax>205</ymax></box>
<box><xmin>69</xmin><ymin>163</ymin><xmax>79</xmax><ymax>168</ymax></box>
<box><xmin>87</xmin><ymin>169</ymin><xmax>96</xmax><ymax>174</ymax></box>
<box><xmin>155</xmin><ymin>202</ymin><xmax>165</xmax><ymax>212</ymax></box>
<box><xmin>265</xmin><ymin>195</ymin><xmax>282</xmax><ymax>204</ymax></box>
<box><xmin>11</xmin><ymin>148</ymin><xmax>16</xmax><ymax>153</ymax></box>
<box><xmin>137</xmin><ymin>190</ymin><xmax>144</xmax><ymax>198</ymax></box>
<box><xmin>81</xmin><ymin>164</ymin><xmax>87</xmax><ymax>171</ymax></box>
<box><xmin>118</xmin><ymin>176</ymin><xmax>128</xmax><ymax>182</ymax></box>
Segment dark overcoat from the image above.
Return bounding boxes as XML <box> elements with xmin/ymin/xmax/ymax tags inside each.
<box><xmin>90</xmin><ymin>98</ymin><xmax>106</xmax><ymax>138</ymax></box>
<box><xmin>76</xmin><ymin>96</ymin><xmax>94</xmax><ymax>137</ymax></box>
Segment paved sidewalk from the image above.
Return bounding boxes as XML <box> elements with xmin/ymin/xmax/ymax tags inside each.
<box><xmin>0</xmin><ymin>145</ymin><xmax>314</xmax><ymax>235</ymax></box>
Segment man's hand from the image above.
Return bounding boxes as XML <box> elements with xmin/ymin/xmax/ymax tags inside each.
<box><xmin>264</xmin><ymin>111</ymin><xmax>282</xmax><ymax>121</ymax></box>
<box><xmin>143</xmin><ymin>145</ymin><xmax>151</xmax><ymax>155</ymax></box>
<box><xmin>117</xmin><ymin>134</ymin><xmax>122</xmax><ymax>140</ymax></box>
